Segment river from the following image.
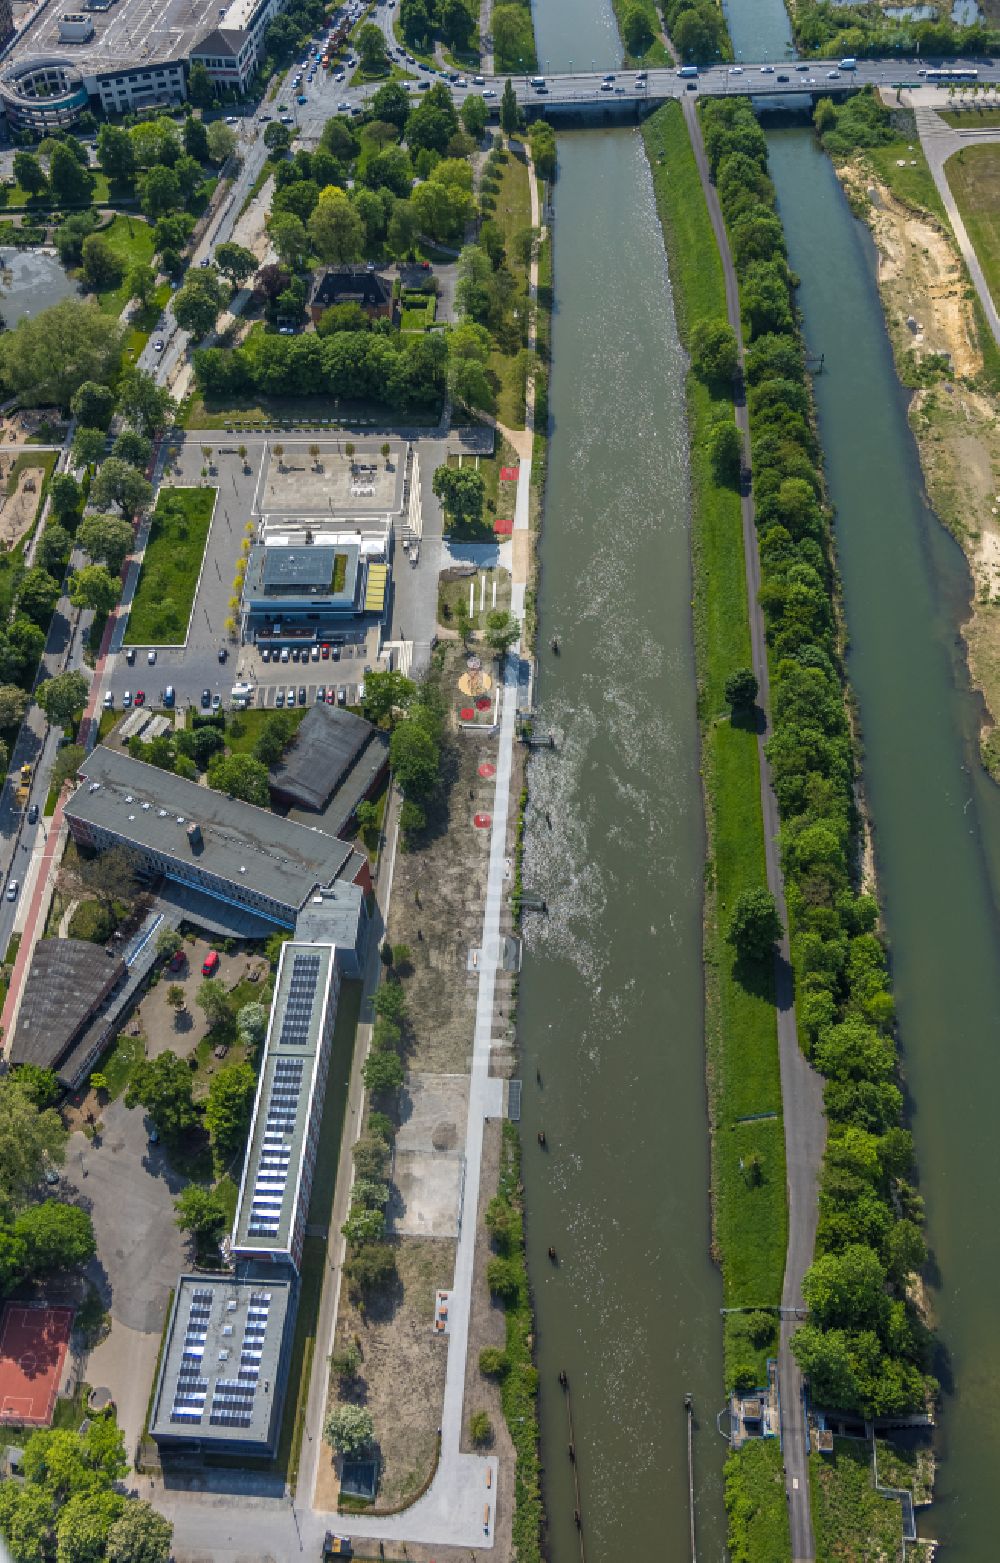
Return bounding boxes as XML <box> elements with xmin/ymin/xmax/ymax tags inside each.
<box><xmin>517</xmin><ymin>2</ymin><xmax>729</xmax><ymax>1561</ymax></box>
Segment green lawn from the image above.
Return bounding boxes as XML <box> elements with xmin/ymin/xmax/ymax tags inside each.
<box><xmin>486</xmin><ymin>148</ymin><xmax>532</xmax><ymax>428</ymax></box>
<box><xmin>864</xmin><ymin>139</ymin><xmax>948</xmax><ymax>226</ymax></box>
<box><xmin>224</xmin><ymin>705</ymin><xmax>308</xmax><ymax>755</ymax></box>
<box><xmin>401</xmin><ymin>295</ymin><xmax>437</xmax><ymax>331</ymax></box>
<box><xmin>493</xmin><ymin>0</ymin><xmax>537</xmax><ymax>72</ymax></box>
<box><xmin>810</xmin><ymin>1439</ymin><xmax>903</xmax><ymax>1563</ymax></box>
<box><xmin>437</xmin><ymin>566</ymin><xmax>511</xmax><ymax>630</ymax></box>
<box><xmin>644</xmin><ymin>101</ymin><xmax>787</xmax><ymax>1326</ymax></box>
<box><xmin>945</xmin><ymin>142</ymin><xmax>1000</xmax><ymax>311</ymax></box>
<box><xmin>1</xmin><ymin>171</ymin><xmax>113</xmax><ymax>209</ymax></box>
<box><xmin>91</xmin><ymin>214</ymin><xmax>156</xmax><ymax>316</ymax></box>
<box><xmin>92</xmin><ymin>1031</ymin><xmax>145</xmax><ymax>1099</ymax></box>
<box><xmin>725</xmin><ymin>1441</ymin><xmax>791</xmax><ymax>1563</ymax></box>
<box><xmin>942</xmin><ymin>105</ymin><xmax>1000</xmax><ymax>128</ymax></box>
<box><xmin>124</xmin><ymin>486</ymin><xmax>217</xmax><ymax>646</ymax></box>
<box><xmin>181</xmin><ymin>391</ymin><xmax>442</xmax><ymax>430</ymax></box>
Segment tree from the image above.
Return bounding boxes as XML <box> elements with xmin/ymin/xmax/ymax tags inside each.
<box><xmin>0</xmin><ymin>299</ymin><xmax>122</xmax><ymax>410</ymax></box>
<box><xmin>204</xmin><ymin>1063</ymin><xmax>256</xmax><ymax>1158</ymax></box>
<box><xmin>674</xmin><ymin>5</ymin><xmax>718</xmax><ymax>62</ymax></box>
<box><xmin>432</xmin><ymin>464</ymin><xmax>486</xmax><ymax>529</ymax></box>
<box><xmin>155</xmin><ymin>924</ymin><xmax>183</xmax><ymax>958</ymax></box>
<box><xmin>183</xmin><ymin>113</ymin><xmax>210</xmax><ymax>162</ymax></box>
<box><xmin>72</xmin><ymin>426</ymin><xmax>107</xmax><ymax>469</ymax></box>
<box><xmin>469</xmin><ymin>1410</ymin><xmax>492</xmax><ymax>1446</ymax></box>
<box><xmin>173</xmin><ymin>270</ymin><xmax>228</xmax><ymax>339</ymax></box>
<box><xmin>56</xmin><ymin>211</ymin><xmax>98</xmax><ymax>266</ymax></box>
<box><xmin>54</xmin><ymin>1488</ymin><xmax>125</xmax><ymax>1561</ymax></box>
<box><xmin>187</xmin><ymin>60</ymin><xmax>215</xmax><ymax>109</ymax></box>
<box><xmin>69</xmin><ymin>564</ymin><xmax>120</xmax><ymax>616</ymax></box>
<box><xmin>81</xmin><ymin>235</ymin><xmax>123</xmax><ymax>293</ymax></box>
<box><xmin>49</xmin><ymin>142</ymin><xmax>92</xmax><ymax>205</ymax></box>
<box><xmin>36</xmin><ymin>524</ymin><xmax>71</xmax><ymax>576</ymax></box>
<box><xmin>174</xmin><ymin>1184</ymin><xmax>227</xmax><ymax>1242</ymax></box>
<box><xmin>206</xmin><ymin>120</ymin><xmax>237</xmax><ymax>165</ymax></box>
<box><xmin>13</xmin><ymin>151</ymin><xmax>47</xmax><ymax>197</ymax></box>
<box><xmin>71</xmin><ymin>381</ymin><xmax>115</xmax><ymax>430</ymax></box>
<box><xmin>14</xmin><ymin>1201</ymin><xmax>95</xmax><ymax>1273</ymax></box>
<box><xmin>363</xmin><ymin>1050</ymin><xmax>404</xmax><ymax>1094</ymax></box>
<box><xmin>16</xmin><ymin>568</ymin><xmax>60</xmax><ymax>627</ymax></box>
<box><xmin>166</xmin><ymin>984</ymin><xmax>185</xmax><ymax>1012</ymax></box>
<box><xmin>196</xmin><ymin>977</ymin><xmax>230</xmax><ymax>1030</ymax></box>
<box><xmin>362</xmin><ymin>669</ymin><xmax>415</xmax><ymax>728</ymax></box>
<box><xmin>357</xmin><ymin>19</ymin><xmax>389</xmax><ymax>72</ymax></box>
<box><xmin>96</xmin><ymin>124</ymin><xmax>135</xmax><ymax>184</ymax></box>
<box><xmin>500</xmin><ymin>78</ymin><xmax>520</xmax><ymax>136</ymax></box>
<box><xmin>324</xmin><ymin>1404</ymin><xmax>375</xmax><ymax>1456</ymax></box>
<box><xmin>528</xmin><ymin>120</ymin><xmax>556</xmax><ymax>180</ymax></box>
<box><xmin>236</xmin><ymin>1001</ymin><xmax>269</xmax><ymax>1053</ymax></box>
<box><xmin>252</xmin><ymin>709</ymin><xmax>294</xmax><ymax>764</ymax></box>
<box><xmin>341</xmin><ymin>1207</ymin><xmax>385</xmax><ymax>1246</ymax></box>
<box><xmin>215</xmin><ymin>242</ymin><xmax>257</xmax><ymax>285</ymax></box>
<box><xmin>623</xmin><ymin>0</ymin><xmax>653</xmax><ymax>52</ymax></box>
<box><xmin>479</xmin><ymin>1346</ymin><xmax>507</xmax><ymax>1377</ymax></box>
<box><xmin>308</xmin><ymin>189</ymin><xmax>363</xmax><ymax>265</ymax></box>
<box><xmin>81</xmin><ymin>844</ymin><xmax>137</xmax><ymax>912</ymax></box>
<box><xmin>725</xmin><ymin>667</ymin><xmax>758</xmax><ymax>712</ymax></box>
<box><xmin>10</xmin><ymin>1063</ymin><xmax>59</xmax><ymax>1109</ymax></box>
<box><xmin>51</xmin><ymin>743</ymin><xmax>84</xmax><ymax>795</ymax></box>
<box><xmin>139</xmin><ymin>165</ymin><xmax>181</xmax><ymax>219</ymax></box>
<box><xmin>36</xmin><ymin>670</ymin><xmax>89</xmax><ymax>730</ymax></box>
<box><xmin>727</xmin><ymin>887</ymin><xmax>783</xmax><ymax>962</ymax></box>
<box><xmin>0</xmin><ymin>1077</ymin><xmax>66</xmax><ymax>1217</ymax></box>
<box><xmin>269</xmin><ymin>211</ymin><xmax>310</xmax><ymax>269</ymax></box>
<box><xmin>125</xmin><ymin>263</ymin><xmax>156</xmax><ymax>307</ymax></box>
<box><xmin>485</xmin><ymin>609</ymin><xmax>520</xmax><ymax>658</ymax></box>
<box><xmin>112</xmin><ymin>429</ymin><xmax>152</xmax><ymax>471</ymax></box>
<box><xmin>390</xmin><ymin>720</ymin><xmax>438</xmax><ymax>800</ymax></box>
<box><xmin>90</xmin><ymin>457</ymin><xmax>152</xmax><ymax>517</ymax></box>
<box><xmin>461</xmin><ymin>92</ymin><xmax>488</xmax><ymax>140</ymax></box>
<box><xmin>117</xmin><ymin>367</ymin><xmax>175</xmax><ymax>437</ymax></box>
<box><xmin>387</xmin><ymin>197</ymin><xmax>419</xmax><ymax>258</ymax></box>
<box><xmin>207</xmin><ymin>752</ymin><xmax>270</xmax><ymax>806</ymax></box>
<box><xmin>106</xmin><ymin>1502</ymin><xmax>173</xmax><ymax>1563</ymax></box>
<box><xmin>79</xmin><ymin>514</ymin><xmax>135</xmax><ymax>575</ymax></box>
<box><xmin>263</xmin><ymin>120</ymin><xmax>292</xmax><ymax>154</ymax></box>
<box><xmin>49</xmin><ymin>472</ymin><xmax>83</xmax><ymax>522</ymax></box>
<box><xmin>345</xmin><ymin>1241</ymin><xmax>396</xmax><ymax>1293</ymax></box>
<box><xmin>709</xmin><ymin>418</ymin><xmax>742</xmax><ymax>485</ymax></box>
<box><xmin>691</xmin><ymin>318</ymin><xmax>739</xmax><ymax>382</ymax></box>
<box><xmin>125</xmin><ymin>1053</ymin><xmax>199</xmax><ymax>1141</ymax></box>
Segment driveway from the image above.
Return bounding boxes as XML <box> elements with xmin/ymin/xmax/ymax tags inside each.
<box><xmin>65</xmin><ymin>1094</ymin><xmax>188</xmax><ymax>1458</ymax></box>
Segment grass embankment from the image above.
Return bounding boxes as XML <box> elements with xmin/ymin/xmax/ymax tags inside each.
<box><xmin>944</xmin><ymin>142</ymin><xmax>1000</xmax><ymax>310</ymax></box>
<box><xmin>809</xmin><ymin>1438</ymin><xmax>903</xmax><ymax>1561</ymax></box>
<box><xmin>725</xmin><ymin>1439</ymin><xmax>791</xmax><ymax>1562</ymax></box>
<box><xmin>485</xmin><ymin>144</ymin><xmax>532</xmax><ymax>428</ymax></box>
<box><xmin>942</xmin><ymin>105</ymin><xmax>1000</xmax><ymax>128</ymax></box>
<box><xmin>643</xmin><ymin>100</ymin><xmax>787</xmax><ymax>1329</ymax></box>
<box><xmin>492</xmin><ymin>0</ymin><xmax>537</xmax><ymax>73</ymax></box>
<box><xmin>609</xmin><ymin>0</ymin><xmax>672</xmax><ymax>65</ymax></box>
<box><xmin>491</xmin><ymin>1123</ymin><xmax>542</xmax><ymax>1563</ymax></box>
<box><xmin>124</xmin><ymin>486</ymin><xmax>216</xmax><ymax>645</ymax></box>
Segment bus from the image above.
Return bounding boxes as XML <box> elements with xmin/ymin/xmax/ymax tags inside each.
<box><xmin>925</xmin><ymin>67</ymin><xmax>979</xmax><ymax>82</ymax></box>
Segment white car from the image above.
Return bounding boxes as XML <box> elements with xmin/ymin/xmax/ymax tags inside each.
<box><xmin>103</xmin><ymin>691</ymin><xmax>114</xmax><ymax>709</ymax></box>
<box><xmin>730</xmin><ymin>65</ymin><xmax>743</xmax><ymax>74</ymax></box>
<box><xmin>153</xmin><ymin>339</ymin><xmax>164</xmax><ymax>352</ymax></box>
<box><xmin>147</xmin><ymin>649</ymin><xmax>157</xmax><ymax>665</ymax></box>
<box><xmin>484</xmin><ymin>88</ymin><xmax>497</xmax><ymax>97</ymax></box>
<box><xmin>6</xmin><ymin>880</ymin><xmax>18</xmax><ymax>902</ymax></box>
<box><xmin>123</xmin><ymin>690</ymin><xmax>132</xmax><ymax>707</ymax></box>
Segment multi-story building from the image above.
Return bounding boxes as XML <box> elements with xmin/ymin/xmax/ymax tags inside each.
<box><xmin>64</xmin><ymin>745</ymin><xmax>369</xmax><ymax>929</ymax></box>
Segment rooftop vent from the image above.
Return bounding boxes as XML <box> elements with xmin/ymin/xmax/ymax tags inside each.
<box><xmin>125</xmin><ymin>795</ymin><xmax>133</xmax><ymax>803</ymax></box>
<box><xmin>176</xmin><ymin>817</ymin><xmax>185</xmax><ymax>825</ymax></box>
<box><xmin>157</xmin><ymin>809</ymin><xmax>167</xmax><ymax>818</ymax></box>
<box><xmin>226</xmin><ymin>1300</ymin><xmax>237</xmax><ymax>1312</ymax></box>
<box><xmin>141</xmin><ymin>802</ymin><xmax>151</xmax><ymax>811</ymax></box>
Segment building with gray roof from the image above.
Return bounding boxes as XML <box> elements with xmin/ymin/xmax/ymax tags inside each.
<box><xmin>64</xmin><ymin>746</ymin><xmax>359</xmax><ymax>930</ymax></box>
<box><xmin>8</xmin><ymin>938</ymin><xmax>126</xmax><ymax>1089</ymax></box>
<box><xmin>148</xmin><ymin>1273</ymin><xmax>293</xmax><ymax>1457</ymax></box>
<box><xmin>231</xmin><ymin>938</ymin><xmax>340</xmax><ymax>1273</ymax></box>
<box><xmin>269</xmin><ymin>702</ymin><xmax>389</xmax><ymax>822</ymax></box>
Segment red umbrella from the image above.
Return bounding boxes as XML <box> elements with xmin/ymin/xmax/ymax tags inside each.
<box><xmin>460</xmin><ymin>706</ymin><xmax>475</xmax><ymax>721</ymax></box>
<box><xmin>474</xmin><ymin>813</ymin><xmax>492</xmax><ymax>829</ymax></box>
<box><xmin>478</xmin><ymin>762</ymin><xmax>496</xmax><ymax>778</ymax></box>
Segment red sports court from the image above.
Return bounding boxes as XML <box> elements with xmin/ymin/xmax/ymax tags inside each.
<box><xmin>0</xmin><ymin>1303</ymin><xmax>74</xmax><ymax>1425</ymax></box>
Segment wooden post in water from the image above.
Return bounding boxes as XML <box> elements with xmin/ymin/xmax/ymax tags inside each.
<box><xmin>560</xmin><ymin>1372</ymin><xmax>586</xmax><ymax>1563</ymax></box>
<box><xmin>685</xmin><ymin>1392</ymin><xmax>697</xmax><ymax>1563</ymax></box>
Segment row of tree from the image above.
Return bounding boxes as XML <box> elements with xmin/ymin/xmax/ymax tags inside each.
<box><xmin>193</xmin><ymin>326</ymin><xmax>447</xmax><ymax>408</ymax></box>
<box><xmin>701</xmin><ymin>96</ymin><xmax>934</xmax><ymax>1419</ymax></box>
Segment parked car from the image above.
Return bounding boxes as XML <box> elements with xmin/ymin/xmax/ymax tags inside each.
<box><xmin>337</xmin><ymin>686</ymin><xmax>346</xmax><ymax>704</ymax></box>
<box><xmin>201</xmin><ymin>688</ymin><xmax>211</xmax><ymax>707</ymax></box>
<box><xmin>123</xmin><ymin>690</ymin><xmax>132</xmax><ymax>708</ymax></box>
<box><xmin>27</xmin><ymin>803</ymin><xmax>38</xmax><ymax>824</ymax></box>
<box><xmin>163</xmin><ymin>685</ymin><xmax>175</xmax><ymax>707</ymax></box>
<box><xmin>147</xmin><ymin>648</ymin><xmax>157</xmax><ymax>665</ymax></box>
<box><xmin>153</xmin><ymin>339</ymin><xmax>164</xmax><ymax>353</ymax></box>
<box><xmin>311</xmin><ymin>645</ymin><xmax>320</xmax><ymax>661</ymax></box>
<box><xmin>261</xmin><ymin>647</ymin><xmax>270</xmax><ymax>663</ymax></box>
<box><xmin>218</xmin><ymin>646</ymin><xmax>227</xmax><ymax>663</ymax></box>
<box><xmin>202</xmin><ymin>950</ymin><xmax>220</xmax><ymax>977</ymax></box>
<box><xmin>135</xmin><ymin>690</ymin><xmax>145</xmax><ymax>706</ymax></box>
<box><xmin>211</xmin><ymin>693</ymin><xmax>221</xmax><ymax>711</ymax></box>
<box><xmin>103</xmin><ymin>690</ymin><xmax>114</xmax><ymax>709</ymax></box>
<box><xmin>316</xmin><ymin>685</ymin><xmax>326</xmax><ymax>702</ymax></box>
<box><xmin>125</xmin><ymin>647</ymin><xmax>136</xmax><ymax>665</ymax></box>
<box><xmin>298</xmin><ymin>686</ymin><xmax>307</xmax><ymax>705</ymax></box>
<box><xmin>6</xmin><ymin>880</ymin><xmax>18</xmax><ymax>901</ymax></box>
<box><xmin>276</xmin><ymin>687</ymin><xmax>285</xmax><ymax>707</ymax></box>
<box><xmin>281</xmin><ymin>646</ymin><xmax>290</xmax><ymax>662</ymax></box>
<box><xmin>168</xmin><ymin>948</ymin><xmax>185</xmax><ymax>971</ymax></box>
<box><xmin>321</xmin><ymin>643</ymin><xmax>330</xmax><ymax>659</ymax></box>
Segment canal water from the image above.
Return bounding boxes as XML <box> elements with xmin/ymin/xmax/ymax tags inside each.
<box><xmin>518</xmin><ymin>1</ymin><xmax>729</xmax><ymax>1559</ymax></box>
<box><xmin>723</xmin><ymin>0</ymin><xmax>1000</xmax><ymax>1546</ymax></box>
<box><xmin>0</xmin><ymin>248</ymin><xmax>77</xmax><ymax>327</ymax></box>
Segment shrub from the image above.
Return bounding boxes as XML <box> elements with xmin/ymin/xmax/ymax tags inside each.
<box><xmin>469</xmin><ymin>1410</ymin><xmax>493</xmax><ymax>1446</ymax></box>
<box><xmin>479</xmin><ymin>1346</ymin><xmax>508</xmax><ymax>1377</ymax></box>
<box><xmin>487</xmin><ymin>1255</ymin><xmax>520</xmax><ymax>1303</ymax></box>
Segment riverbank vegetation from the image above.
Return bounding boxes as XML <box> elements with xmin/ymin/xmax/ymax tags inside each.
<box><xmin>700</xmin><ymin>93</ymin><xmax>935</xmax><ymax>1425</ymax></box>
<box><xmin>642</xmin><ymin>102</ymin><xmax>787</xmax><ymax>1378</ymax></box>
<box><xmin>789</xmin><ymin>0</ymin><xmax>1000</xmax><ymax>63</ymax></box>
<box><xmin>491</xmin><ymin>0</ymin><xmax>537</xmax><ymax>74</ymax></box>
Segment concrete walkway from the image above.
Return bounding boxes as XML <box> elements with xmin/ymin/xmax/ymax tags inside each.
<box><xmin>683</xmin><ymin>95</ymin><xmax>825</xmax><ymax>1563</ymax></box>
<box><xmin>911</xmin><ymin>102</ymin><xmax>1000</xmax><ymax>346</ymax></box>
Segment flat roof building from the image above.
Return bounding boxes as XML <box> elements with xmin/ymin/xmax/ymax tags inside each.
<box><xmin>231</xmin><ymin>938</ymin><xmax>340</xmax><ymax>1272</ymax></box>
<box><xmin>148</xmin><ymin>1273</ymin><xmax>293</xmax><ymax>1458</ymax></box>
<box><xmin>269</xmin><ymin>703</ymin><xmax>389</xmax><ymax>823</ymax></box>
<box><xmin>243</xmin><ymin>525</ymin><xmax>391</xmax><ymax>644</ymax></box>
<box><xmin>64</xmin><ymin>746</ymin><xmax>360</xmax><ymax>929</ymax></box>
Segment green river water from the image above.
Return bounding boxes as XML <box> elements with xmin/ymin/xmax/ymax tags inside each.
<box><xmin>519</xmin><ymin>0</ymin><xmax>1000</xmax><ymax>1553</ymax></box>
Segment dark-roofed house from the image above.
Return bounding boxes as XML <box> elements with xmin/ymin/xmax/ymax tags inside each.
<box><xmin>269</xmin><ymin>703</ymin><xmax>389</xmax><ymax>829</ymax></box>
<box><xmin>64</xmin><ymin>746</ymin><xmax>364</xmax><ymax>929</ymax></box>
<box><xmin>9</xmin><ymin>939</ymin><xmax>126</xmax><ymax>1090</ymax></box>
<box><xmin>308</xmin><ymin>267</ymin><xmax>396</xmax><ymax>326</ymax></box>
<box><xmin>188</xmin><ymin>28</ymin><xmax>256</xmax><ymax>92</ymax></box>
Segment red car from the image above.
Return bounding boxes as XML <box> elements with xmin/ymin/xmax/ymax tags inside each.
<box><xmin>168</xmin><ymin>948</ymin><xmax>185</xmax><ymax>972</ymax></box>
<box><xmin>202</xmin><ymin>950</ymin><xmax>220</xmax><ymax>977</ymax></box>
<box><xmin>321</xmin><ymin>643</ymin><xmax>330</xmax><ymax>659</ymax></box>
<box><xmin>135</xmin><ymin>690</ymin><xmax>145</xmax><ymax>706</ymax></box>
